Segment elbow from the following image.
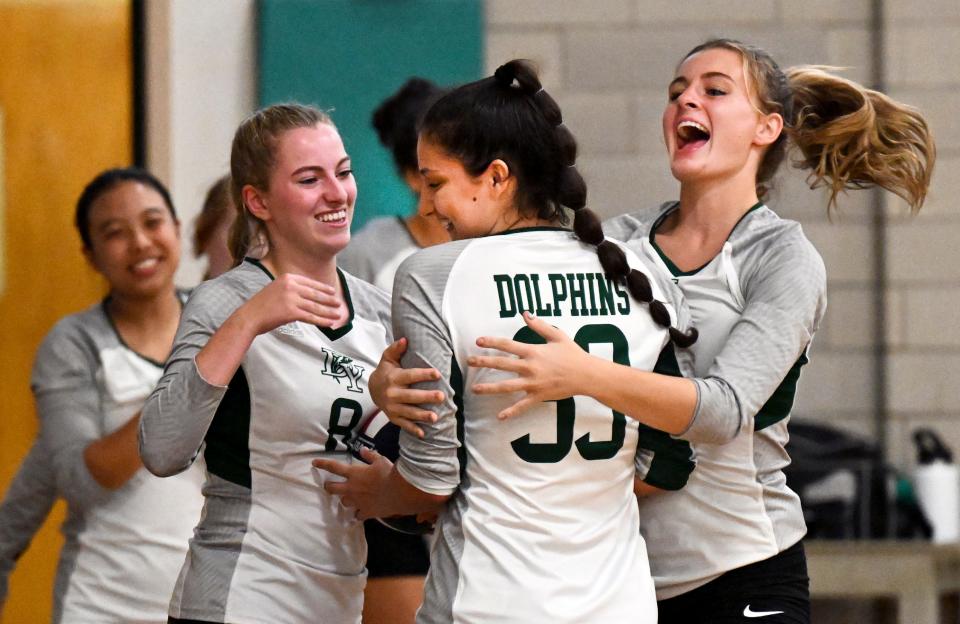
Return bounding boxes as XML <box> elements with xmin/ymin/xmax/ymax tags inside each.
<box><xmin>678</xmin><ymin>379</ymin><xmax>743</xmax><ymax>445</ymax></box>
<box><xmin>139</xmin><ymin>436</ymin><xmax>191</xmax><ymax>477</ymax></box>
<box><xmin>140</xmin><ymin>447</ymin><xmax>190</xmax><ymax>478</ymax></box>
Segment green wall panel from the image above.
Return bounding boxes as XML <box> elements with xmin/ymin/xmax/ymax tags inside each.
<box><xmin>258</xmin><ymin>0</ymin><xmax>483</xmax><ymax>230</ymax></box>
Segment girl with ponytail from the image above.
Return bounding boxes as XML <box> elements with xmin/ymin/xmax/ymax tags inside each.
<box><xmin>141</xmin><ymin>104</ymin><xmax>394</xmax><ymax>624</ymax></box>
<box><xmin>414</xmin><ymin>40</ymin><xmax>930</xmax><ymax>623</ymax></box>
<box><xmin>373</xmin><ymin>40</ymin><xmax>934</xmax><ymax>622</ymax></box>
<box><xmin>314</xmin><ymin>59</ymin><xmax>692</xmax><ymax>623</ymax></box>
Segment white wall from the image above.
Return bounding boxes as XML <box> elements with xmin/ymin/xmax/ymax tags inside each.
<box><xmin>145</xmin><ymin>0</ymin><xmax>256</xmax><ymax>286</ymax></box>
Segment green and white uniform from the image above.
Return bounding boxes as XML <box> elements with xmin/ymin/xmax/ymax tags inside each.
<box><xmin>393</xmin><ymin>227</ymin><xmax>682</xmax><ymax>624</ymax></box>
<box><xmin>32</xmin><ymin>295</ymin><xmax>204</xmax><ymax>623</ymax></box>
<box><xmin>605</xmin><ymin>202</ymin><xmax>826</xmax><ymax>600</ymax></box>
<box><xmin>140</xmin><ymin>259</ymin><xmax>391</xmax><ymax>624</ymax></box>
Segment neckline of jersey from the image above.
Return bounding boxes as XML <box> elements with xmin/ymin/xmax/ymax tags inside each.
<box><xmin>489</xmin><ymin>225</ymin><xmax>571</xmax><ymax>237</ymax></box>
<box><xmin>243</xmin><ymin>257</ymin><xmax>356</xmax><ymax>341</ymax></box>
<box><xmin>649</xmin><ymin>201</ymin><xmax>764</xmax><ymax>277</ymax></box>
<box><xmin>100</xmin><ymin>290</ymin><xmax>187</xmax><ymax>368</ymax></box>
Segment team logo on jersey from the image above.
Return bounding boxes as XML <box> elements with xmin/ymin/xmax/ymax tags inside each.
<box><xmin>319</xmin><ymin>347</ymin><xmax>365</xmax><ymax>393</ymax></box>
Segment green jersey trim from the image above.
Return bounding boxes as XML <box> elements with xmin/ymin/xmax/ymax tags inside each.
<box><xmin>204</xmin><ymin>366</ymin><xmax>253</xmax><ymax>488</ymax></box>
<box><xmin>755</xmin><ymin>350</ymin><xmax>810</xmax><ymax>431</ymax></box>
<box><xmin>243</xmin><ymin>258</ymin><xmax>356</xmax><ymax>341</ymax></box>
<box><xmin>637</xmin><ymin>346</ymin><xmax>695</xmax><ymax>490</ymax></box>
<box><xmin>451</xmin><ymin>356</ymin><xmax>467</xmax><ymax>481</ymax></box>
<box><xmin>649</xmin><ymin>201</ymin><xmax>764</xmax><ymax>278</ymax></box>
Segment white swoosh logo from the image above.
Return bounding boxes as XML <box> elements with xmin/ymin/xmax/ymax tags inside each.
<box><xmin>744</xmin><ymin>605</ymin><xmax>785</xmax><ymax>618</ymax></box>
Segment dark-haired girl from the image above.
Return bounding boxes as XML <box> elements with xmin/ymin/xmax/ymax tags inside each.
<box><xmin>409</xmin><ymin>41</ymin><xmax>933</xmax><ymax>623</ymax></box>
<box><xmin>339</xmin><ymin>77</ymin><xmax>450</xmax><ymax>291</ymax></box>
<box><xmin>339</xmin><ymin>78</ymin><xmax>446</xmax><ymax>624</ymax></box>
<box><xmin>30</xmin><ymin>168</ymin><xmax>203</xmax><ymax>622</ymax></box>
<box><xmin>315</xmin><ymin>60</ymin><xmax>695</xmax><ymax>623</ymax></box>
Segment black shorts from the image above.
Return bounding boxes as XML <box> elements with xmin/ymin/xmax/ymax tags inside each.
<box><xmin>657</xmin><ymin>541</ymin><xmax>810</xmax><ymax>624</ymax></box>
<box><xmin>364</xmin><ymin>519</ymin><xmax>430</xmax><ymax>578</ymax></box>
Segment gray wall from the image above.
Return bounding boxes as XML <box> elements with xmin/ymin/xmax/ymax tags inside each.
<box><xmin>485</xmin><ymin>0</ymin><xmax>959</xmax><ymax>474</ymax></box>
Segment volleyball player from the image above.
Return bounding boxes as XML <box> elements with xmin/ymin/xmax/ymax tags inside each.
<box><xmin>449</xmin><ymin>41</ymin><xmax>935</xmax><ymax>623</ymax></box>
<box><xmin>140</xmin><ymin>104</ymin><xmax>392</xmax><ymax>624</ymax></box>
<box><xmin>31</xmin><ymin>168</ymin><xmax>204</xmax><ymax>622</ymax></box>
<box><xmin>316</xmin><ymin>60</ymin><xmax>696</xmax><ymax>623</ymax></box>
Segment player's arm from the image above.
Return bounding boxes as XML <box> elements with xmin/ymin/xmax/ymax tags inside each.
<box><xmin>0</xmin><ymin>439</ymin><xmax>58</xmax><ymax>606</ymax></box>
<box><xmin>468</xmin><ymin>312</ymin><xmax>698</xmax><ymax>434</ymax></box>
<box><xmin>314</xmin><ymin>448</ymin><xmax>449</xmax><ymax>520</ymax></box>
<box><xmin>140</xmin><ymin>274</ymin><xmax>342</xmax><ymax>477</ymax></box>
<box><xmin>316</xmin><ymin>249</ymin><xmax>463</xmax><ymax>517</ymax></box>
<box><xmin>32</xmin><ymin>319</ymin><xmax>139</xmax><ymax>505</ymax></box>
<box><xmin>473</xmin><ymin>239</ymin><xmax>825</xmax><ymax>445</ymax></box>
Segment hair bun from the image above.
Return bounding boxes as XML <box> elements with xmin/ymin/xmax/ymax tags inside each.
<box><xmin>494</xmin><ymin>62</ymin><xmax>518</xmax><ymax>88</ymax></box>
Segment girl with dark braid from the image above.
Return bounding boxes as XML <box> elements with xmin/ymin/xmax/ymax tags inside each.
<box><xmin>379</xmin><ymin>40</ymin><xmax>934</xmax><ymax>623</ymax></box>
<box><xmin>314</xmin><ymin>59</ymin><xmax>693</xmax><ymax>623</ymax></box>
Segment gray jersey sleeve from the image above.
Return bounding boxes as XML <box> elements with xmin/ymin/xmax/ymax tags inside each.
<box><xmin>338</xmin><ymin>217</ymin><xmax>415</xmax><ymax>285</ymax></box>
<box><xmin>31</xmin><ymin>318</ymin><xmax>114</xmax><ymax>510</ymax></box>
<box><xmin>680</xmin><ymin>234</ymin><xmax>827</xmax><ymax>444</ymax></box>
<box><xmin>0</xmin><ymin>439</ymin><xmax>57</xmax><ymax>605</ymax></box>
<box><xmin>140</xmin><ymin>274</ymin><xmax>251</xmax><ymax>477</ymax></box>
<box><xmin>391</xmin><ymin>243</ymin><xmax>470</xmax><ymax>497</ymax></box>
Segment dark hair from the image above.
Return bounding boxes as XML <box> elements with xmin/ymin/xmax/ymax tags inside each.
<box><xmin>75</xmin><ymin>167</ymin><xmax>177</xmax><ymax>249</ymax></box>
<box><xmin>423</xmin><ymin>59</ymin><xmax>696</xmax><ymax>347</ymax></box>
<box><xmin>193</xmin><ymin>174</ymin><xmax>233</xmax><ymax>257</ymax></box>
<box><xmin>680</xmin><ymin>39</ymin><xmax>935</xmax><ymax>212</ymax></box>
<box><xmin>372</xmin><ymin>78</ymin><xmax>445</xmax><ymax>176</ymax></box>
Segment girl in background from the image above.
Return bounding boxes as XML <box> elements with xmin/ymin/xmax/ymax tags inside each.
<box><xmin>32</xmin><ymin>167</ymin><xmax>204</xmax><ymax>622</ymax></box>
<box><xmin>339</xmin><ymin>78</ymin><xmax>449</xmax><ymax>291</ymax></box>
<box><xmin>193</xmin><ymin>174</ymin><xmax>237</xmax><ymax>281</ymax></box>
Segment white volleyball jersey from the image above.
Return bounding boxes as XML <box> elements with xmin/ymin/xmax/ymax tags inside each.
<box><xmin>141</xmin><ymin>260</ymin><xmax>392</xmax><ymax>624</ymax></box>
<box><xmin>31</xmin><ymin>296</ymin><xmax>204</xmax><ymax>623</ymax></box>
<box><xmin>605</xmin><ymin>203</ymin><xmax>826</xmax><ymax>599</ymax></box>
<box><xmin>392</xmin><ymin>227</ymin><xmax>680</xmax><ymax>624</ymax></box>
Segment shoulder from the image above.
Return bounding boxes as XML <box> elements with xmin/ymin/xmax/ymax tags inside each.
<box><xmin>602</xmin><ymin>202</ymin><xmax>677</xmax><ymax>241</ymax></box>
<box><xmin>733</xmin><ymin>207</ymin><xmax>826</xmax><ymax>296</ymax></box>
<box><xmin>186</xmin><ymin>261</ymin><xmax>268</xmax><ymax>309</ymax></box>
<box><xmin>32</xmin><ymin>303</ymin><xmax>107</xmax><ymax>381</ymax></box>
<box><xmin>395</xmin><ymin>238</ymin><xmax>474</xmax><ymax>281</ymax></box>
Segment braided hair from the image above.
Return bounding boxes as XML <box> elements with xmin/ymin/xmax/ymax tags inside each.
<box><xmin>421</xmin><ymin>60</ymin><xmax>697</xmax><ymax>347</ymax></box>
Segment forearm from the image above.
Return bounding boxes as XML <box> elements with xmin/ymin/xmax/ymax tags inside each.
<box><xmin>581</xmin><ymin>358</ymin><xmax>698</xmax><ymax>435</ymax></box>
<box><xmin>634</xmin><ymin>477</ymin><xmax>665</xmax><ymax>498</ymax></box>
<box><xmin>381</xmin><ymin>468</ymin><xmax>449</xmax><ymax>517</ymax></box>
<box><xmin>195</xmin><ymin>310</ymin><xmax>256</xmax><ymax>386</ymax></box>
<box><xmin>84</xmin><ymin>413</ymin><xmax>143</xmax><ymax>489</ymax></box>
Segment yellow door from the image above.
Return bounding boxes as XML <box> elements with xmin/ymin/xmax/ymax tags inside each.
<box><xmin>0</xmin><ymin>2</ymin><xmax>132</xmax><ymax>621</ymax></box>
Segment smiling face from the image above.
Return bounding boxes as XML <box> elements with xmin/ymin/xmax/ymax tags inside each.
<box><xmin>417</xmin><ymin>136</ymin><xmax>511</xmax><ymax>241</ymax></box>
<box><xmin>662</xmin><ymin>47</ymin><xmax>782</xmax><ymax>187</ymax></box>
<box><xmin>85</xmin><ymin>181</ymin><xmax>181</xmax><ymax>299</ymax></box>
<box><xmin>248</xmin><ymin>123</ymin><xmax>357</xmax><ymax>261</ymax></box>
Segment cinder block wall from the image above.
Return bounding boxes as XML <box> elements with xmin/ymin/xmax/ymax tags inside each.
<box><xmin>485</xmin><ymin>0</ymin><xmax>957</xmax><ymax>472</ymax></box>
